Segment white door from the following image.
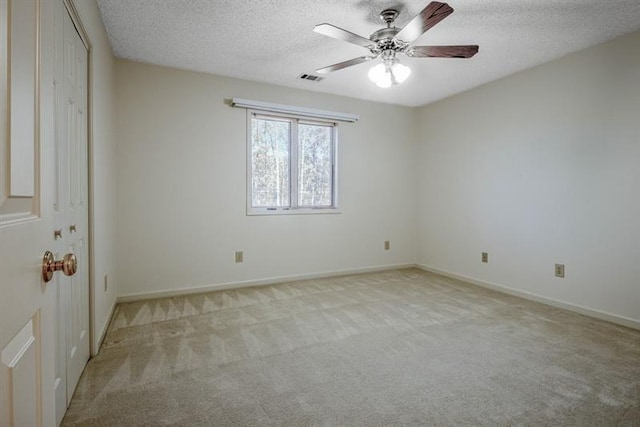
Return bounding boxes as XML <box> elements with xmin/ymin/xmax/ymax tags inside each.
<box><xmin>52</xmin><ymin>1</ymin><xmax>90</xmax><ymax>423</ymax></box>
<box><xmin>53</xmin><ymin>1</ymin><xmax>89</xmax><ymax>422</ymax></box>
<box><xmin>0</xmin><ymin>0</ymin><xmax>90</xmax><ymax>425</ymax></box>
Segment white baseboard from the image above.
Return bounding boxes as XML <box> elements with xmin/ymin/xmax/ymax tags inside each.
<box><xmin>117</xmin><ymin>263</ymin><xmax>416</xmax><ymax>303</ymax></box>
<box><xmin>416</xmin><ymin>264</ymin><xmax>640</xmax><ymax>331</ymax></box>
<box><xmin>92</xmin><ymin>301</ymin><xmax>117</xmax><ymax>357</ymax></box>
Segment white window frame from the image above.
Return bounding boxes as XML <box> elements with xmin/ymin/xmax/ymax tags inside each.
<box><xmin>246</xmin><ymin>109</ymin><xmax>340</xmax><ymax>215</ymax></box>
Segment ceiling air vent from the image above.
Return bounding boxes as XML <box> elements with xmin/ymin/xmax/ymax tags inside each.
<box><xmin>298</xmin><ymin>73</ymin><xmax>323</xmax><ymax>82</ymax></box>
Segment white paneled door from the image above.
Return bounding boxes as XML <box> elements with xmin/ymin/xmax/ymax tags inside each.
<box><xmin>52</xmin><ymin>1</ymin><xmax>90</xmax><ymax>424</ymax></box>
<box><xmin>0</xmin><ymin>1</ymin><xmax>90</xmax><ymax>425</ymax></box>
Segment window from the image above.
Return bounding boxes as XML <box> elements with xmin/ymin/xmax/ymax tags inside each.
<box><xmin>248</xmin><ymin>111</ymin><xmax>338</xmax><ymax>214</ymax></box>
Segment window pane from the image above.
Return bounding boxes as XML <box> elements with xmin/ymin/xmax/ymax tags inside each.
<box><xmin>251</xmin><ymin>117</ymin><xmax>290</xmax><ymax>207</ymax></box>
<box><xmin>298</xmin><ymin>124</ymin><xmax>333</xmax><ymax>207</ymax></box>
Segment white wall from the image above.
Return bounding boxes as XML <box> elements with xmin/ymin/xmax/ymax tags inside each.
<box><xmin>73</xmin><ymin>0</ymin><xmax>118</xmax><ymax>352</ymax></box>
<box><xmin>115</xmin><ymin>60</ymin><xmax>418</xmax><ymax>298</ymax></box>
<box><xmin>416</xmin><ymin>30</ymin><xmax>640</xmax><ymax>326</ymax></box>
<box><xmin>113</xmin><ymin>30</ymin><xmax>639</xmax><ymax>327</ymax></box>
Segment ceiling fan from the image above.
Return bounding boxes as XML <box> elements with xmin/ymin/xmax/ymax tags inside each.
<box><xmin>313</xmin><ymin>1</ymin><xmax>478</xmax><ymax>88</ymax></box>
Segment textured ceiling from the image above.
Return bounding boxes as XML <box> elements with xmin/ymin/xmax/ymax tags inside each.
<box><xmin>96</xmin><ymin>0</ymin><xmax>640</xmax><ymax>107</ymax></box>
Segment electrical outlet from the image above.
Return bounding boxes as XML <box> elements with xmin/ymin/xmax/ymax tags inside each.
<box><xmin>235</xmin><ymin>251</ymin><xmax>244</xmax><ymax>263</ymax></box>
<box><xmin>104</xmin><ymin>274</ymin><xmax>108</xmax><ymax>292</ymax></box>
<box><xmin>384</xmin><ymin>241</ymin><xmax>390</xmax><ymax>250</ymax></box>
<box><xmin>482</xmin><ymin>252</ymin><xmax>488</xmax><ymax>263</ymax></box>
<box><xmin>555</xmin><ymin>264</ymin><xmax>565</xmax><ymax>278</ymax></box>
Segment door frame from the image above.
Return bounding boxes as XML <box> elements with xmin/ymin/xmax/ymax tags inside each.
<box><xmin>60</xmin><ymin>0</ymin><xmax>99</xmax><ymax>357</ymax></box>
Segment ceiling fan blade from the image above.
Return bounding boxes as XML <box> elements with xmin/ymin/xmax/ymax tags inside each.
<box><xmin>313</xmin><ymin>24</ymin><xmax>373</xmax><ymax>49</ymax></box>
<box><xmin>395</xmin><ymin>2</ymin><xmax>454</xmax><ymax>44</ymax></box>
<box><xmin>316</xmin><ymin>56</ymin><xmax>376</xmax><ymax>74</ymax></box>
<box><xmin>408</xmin><ymin>45</ymin><xmax>479</xmax><ymax>58</ymax></box>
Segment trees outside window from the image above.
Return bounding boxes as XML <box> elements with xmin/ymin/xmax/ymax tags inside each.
<box><xmin>249</xmin><ymin>113</ymin><xmax>337</xmax><ymax>213</ymax></box>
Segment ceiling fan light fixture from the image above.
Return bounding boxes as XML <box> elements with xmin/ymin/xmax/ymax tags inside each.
<box><xmin>368</xmin><ymin>61</ymin><xmax>411</xmax><ymax>88</ymax></box>
<box><xmin>391</xmin><ymin>62</ymin><xmax>411</xmax><ymax>84</ymax></box>
<box><xmin>368</xmin><ymin>63</ymin><xmax>389</xmax><ymax>87</ymax></box>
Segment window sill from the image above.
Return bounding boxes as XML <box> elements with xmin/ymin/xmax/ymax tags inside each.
<box><xmin>247</xmin><ymin>208</ymin><xmax>341</xmax><ymax>216</ymax></box>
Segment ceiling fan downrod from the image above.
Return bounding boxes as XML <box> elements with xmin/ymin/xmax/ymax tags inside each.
<box><xmin>370</xmin><ymin>9</ymin><xmax>402</xmax><ymax>45</ymax></box>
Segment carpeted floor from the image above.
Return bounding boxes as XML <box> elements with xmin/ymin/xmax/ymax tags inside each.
<box><xmin>62</xmin><ymin>268</ymin><xmax>640</xmax><ymax>426</ymax></box>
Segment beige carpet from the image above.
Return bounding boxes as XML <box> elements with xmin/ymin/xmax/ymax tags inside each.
<box><xmin>62</xmin><ymin>268</ymin><xmax>640</xmax><ymax>426</ymax></box>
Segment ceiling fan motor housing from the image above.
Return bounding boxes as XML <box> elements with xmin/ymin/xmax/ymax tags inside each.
<box><xmin>370</xmin><ymin>9</ymin><xmax>408</xmax><ymax>55</ymax></box>
<box><xmin>369</xmin><ymin>27</ymin><xmax>407</xmax><ymax>55</ymax></box>
<box><xmin>370</xmin><ymin>27</ymin><xmax>400</xmax><ymax>42</ymax></box>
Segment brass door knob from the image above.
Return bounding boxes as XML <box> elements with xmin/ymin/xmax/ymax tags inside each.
<box><xmin>42</xmin><ymin>251</ymin><xmax>77</xmax><ymax>283</ymax></box>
